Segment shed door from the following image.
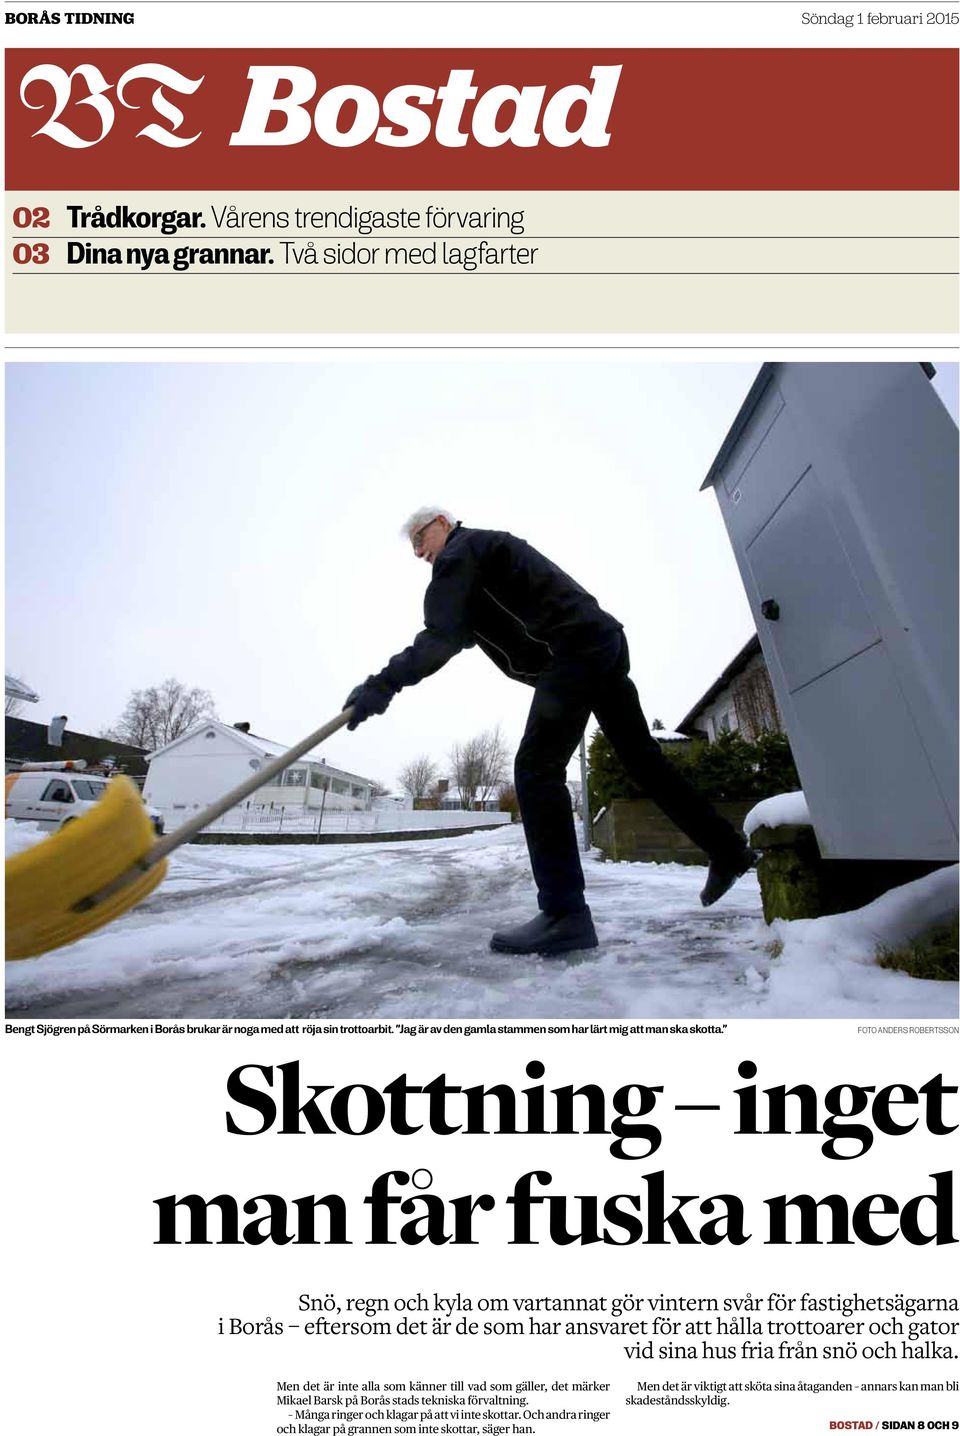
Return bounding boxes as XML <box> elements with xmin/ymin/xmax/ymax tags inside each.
<box><xmin>745</xmin><ymin>464</ymin><xmax>881</xmax><ymax>694</ymax></box>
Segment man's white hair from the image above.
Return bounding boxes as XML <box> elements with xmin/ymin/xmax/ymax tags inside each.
<box><xmin>400</xmin><ymin>506</ymin><xmax>457</xmax><ymax>541</ymax></box>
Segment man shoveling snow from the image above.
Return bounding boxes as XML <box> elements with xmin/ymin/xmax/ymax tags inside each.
<box><xmin>345</xmin><ymin>509</ymin><xmax>755</xmax><ymax>956</ymax></box>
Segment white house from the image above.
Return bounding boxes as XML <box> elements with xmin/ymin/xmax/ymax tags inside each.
<box><xmin>431</xmin><ymin>778</ymin><xmax>501</xmax><ymax>813</ymax></box>
<box><xmin>143</xmin><ymin>719</ymin><xmax>378</xmax><ymax>823</ymax></box>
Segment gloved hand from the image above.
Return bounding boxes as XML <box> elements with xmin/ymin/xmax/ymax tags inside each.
<box><xmin>343</xmin><ymin>675</ymin><xmax>395</xmax><ymax>730</ymax></box>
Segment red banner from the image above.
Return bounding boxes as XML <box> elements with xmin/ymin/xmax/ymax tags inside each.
<box><xmin>6</xmin><ymin>48</ymin><xmax>958</xmax><ymax>191</ymax></box>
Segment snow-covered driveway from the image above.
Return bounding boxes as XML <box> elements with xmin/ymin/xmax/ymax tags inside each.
<box><xmin>6</xmin><ymin>827</ymin><xmax>954</xmax><ymax>1019</ymax></box>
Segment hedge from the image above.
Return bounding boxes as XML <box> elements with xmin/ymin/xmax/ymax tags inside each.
<box><xmin>587</xmin><ymin>728</ymin><xmax>800</xmax><ymax>812</ymax></box>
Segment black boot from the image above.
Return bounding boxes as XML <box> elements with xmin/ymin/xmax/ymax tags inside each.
<box><xmin>700</xmin><ymin>846</ymin><xmax>757</xmax><ymax>907</ymax></box>
<box><xmin>490</xmin><ymin>907</ymin><xmax>598</xmax><ymax>956</ymax></box>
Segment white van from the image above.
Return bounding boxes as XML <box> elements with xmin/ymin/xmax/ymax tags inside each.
<box><xmin>5</xmin><ymin>763</ymin><xmax>164</xmax><ymax>836</ymax></box>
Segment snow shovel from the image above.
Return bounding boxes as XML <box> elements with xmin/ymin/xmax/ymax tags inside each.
<box><xmin>5</xmin><ymin>708</ymin><xmax>354</xmax><ymax>962</ymax></box>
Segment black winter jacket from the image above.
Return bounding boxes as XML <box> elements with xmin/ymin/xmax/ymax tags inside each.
<box><xmin>378</xmin><ymin>525</ymin><xmax>622</xmax><ymax>693</ymax></box>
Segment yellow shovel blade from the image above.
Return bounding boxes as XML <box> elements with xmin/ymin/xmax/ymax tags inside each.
<box><xmin>5</xmin><ymin>775</ymin><xmax>168</xmax><ymax>961</ymax></box>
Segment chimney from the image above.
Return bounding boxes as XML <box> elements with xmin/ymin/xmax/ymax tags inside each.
<box><xmin>48</xmin><ymin>715</ymin><xmax>68</xmax><ymax>747</ymax></box>
<box><xmin>233</xmin><ymin>722</ymin><xmax>251</xmax><ymax>734</ymax></box>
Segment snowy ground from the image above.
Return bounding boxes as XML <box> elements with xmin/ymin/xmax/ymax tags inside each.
<box><xmin>5</xmin><ymin>824</ymin><xmax>956</xmax><ymax>1020</ymax></box>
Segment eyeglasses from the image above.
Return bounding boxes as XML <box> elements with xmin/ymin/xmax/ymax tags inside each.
<box><xmin>411</xmin><ymin>518</ymin><xmax>438</xmax><ymax>554</ymax></box>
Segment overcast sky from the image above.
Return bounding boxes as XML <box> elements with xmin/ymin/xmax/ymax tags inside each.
<box><xmin>6</xmin><ymin>360</ymin><xmax>957</xmax><ymax>792</ymax></box>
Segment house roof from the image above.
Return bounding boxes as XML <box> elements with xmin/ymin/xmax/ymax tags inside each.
<box><xmin>146</xmin><ymin>719</ymin><xmax>376</xmax><ymax>787</ymax></box>
<box><xmin>147</xmin><ymin>719</ymin><xmax>268</xmax><ymax>763</ymax></box>
<box><xmin>676</xmin><ymin>634</ymin><xmax>762</xmax><ymax>735</ymax></box>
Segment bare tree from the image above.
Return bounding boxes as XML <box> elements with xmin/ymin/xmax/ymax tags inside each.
<box><xmin>367</xmin><ymin>779</ymin><xmax>390</xmax><ymax>800</ymax></box>
<box><xmin>450</xmin><ymin>725</ymin><xmax>511</xmax><ymax>810</ymax></box>
<box><xmin>498</xmin><ymin>782</ymin><xmax>520</xmax><ymax>822</ymax></box>
<box><xmin>398</xmin><ymin>754</ymin><xmax>439</xmax><ymax>802</ymax></box>
<box><xmin>102</xmin><ymin>677</ymin><xmax>217</xmax><ymax>750</ymax></box>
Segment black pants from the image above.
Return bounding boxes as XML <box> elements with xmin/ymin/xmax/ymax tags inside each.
<box><xmin>514</xmin><ymin>633</ymin><xmax>745</xmax><ymax>915</ymax></box>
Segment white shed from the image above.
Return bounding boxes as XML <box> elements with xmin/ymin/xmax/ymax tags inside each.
<box><xmin>143</xmin><ymin>719</ymin><xmax>377</xmax><ymax>824</ymax></box>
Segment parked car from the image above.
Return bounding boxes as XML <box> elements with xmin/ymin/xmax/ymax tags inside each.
<box><xmin>4</xmin><ymin>763</ymin><xmax>164</xmax><ymax>836</ymax></box>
